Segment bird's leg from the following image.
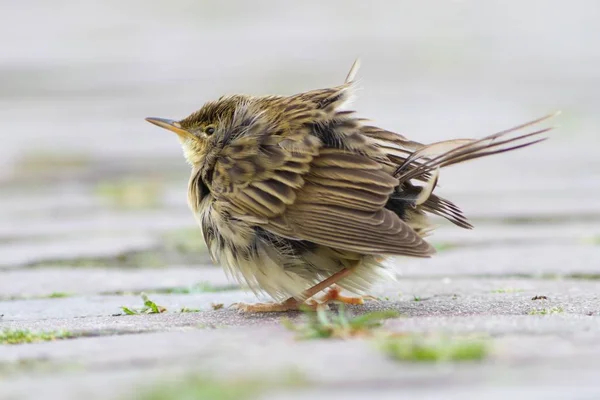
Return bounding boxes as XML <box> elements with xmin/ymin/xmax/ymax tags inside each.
<box><xmin>232</xmin><ymin>297</ymin><xmax>315</xmax><ymax>313</ymax></box>
<box><xmin>299</xmin><ymin>266</ymin><xmax>355</xmax><ymax>300</ymax></box>
<box><xmin>313</xmin><ymin>284</ymin><xmax>378</xmax><ymax>306</ymax></box>
<box><xmin>233</xmin><ymin>267</ymin><xmax>355</xmax><ymax>313</ymax></box>
<box><xmin>234</xmin><ymin>263</ymin><xmax>380</xmax><ymax>313</ymax></box>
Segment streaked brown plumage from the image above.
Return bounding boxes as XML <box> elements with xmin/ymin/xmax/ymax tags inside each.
<box><xmin>146</xmin><ymin>60</ymin><xmax>557</xmax><ymax>312</ymax></box>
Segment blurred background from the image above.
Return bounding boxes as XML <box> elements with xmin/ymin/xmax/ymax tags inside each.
<box><xmin>1</xmin><ymin>3</ymin><xmax>600</xmax><ymax>399</ymax></box>
<box><xmin>1</xmin><ymin>0</ymin><xmax>599</xmax><ymax>272</ymax></box>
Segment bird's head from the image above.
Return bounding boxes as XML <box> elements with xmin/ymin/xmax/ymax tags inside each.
<box><xmin>146</xmin><ymin>95</ymin><xmax>249</xmax><ymax>166</ymax></box>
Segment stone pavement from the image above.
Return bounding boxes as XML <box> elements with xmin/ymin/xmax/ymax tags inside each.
<box><xmin>2</xmin><ymin>1</ymin><xmax>600</xmax><ymax>399</ymax></box>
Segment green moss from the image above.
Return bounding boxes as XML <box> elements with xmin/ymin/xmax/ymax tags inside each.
<box><xmin>136</xmin><ymin>369</ymin><xmax>307</xmax><ymax>400</ymax></box>
<box><xmin>0</xmin><ymin>358</ymin><xmax>83</xmax><ymax>376</ymax></box>
<box><xmin>94</xmin><ymin>179</ymin><xmax>164</xmax><ymax>209</ymax></box>
<box><xmin>565</xmin><ymin>273</ymin><xmax>600</xmax><ymax>280</ymax></box>
<box><xmin>1</xmin><ymin>292</ymin><xmax>74</xmax><ymax>301</ymax></box>
<box><xmin>381</xmin><ymin>335</ymin><xmax>488</xmax><ymax>362</ymax></box>
<box><xmin>47</xmin><ymin>292</ymin><xmax>71</xmax><ymax>298</ymax></box>
<box><xmin>135</xmin><ymin>377</ymin><xmax>263</xmax><ymax>400</ymax></box>
<box><xmin>23</xmin><ymin>228</ymin><xmax>212</xmax><ymax>270</ymax></box>
<box><xmin>27</xmin><ymin>250</ymin><xmax>168</xmax><ymax>269</ymax></box>
<box><xmin>157</xmin><ymin>282</ymin><xmax>239</xmax><ymax>294</ymax></box>
<box><xmin>28</xmin><ymin>247</ymin><xmax>212</xmax><ymax>270</ymax></box>
<box><xmin>432</xmin><ymin>242</ymin><xmax>456</xmax><ymax>252</ymax></box>
<box><xmin>491</xmin><ymin>288</ymin><xmax>524</xmax><ymax>294</ymax></box>
<box><xmin>528</xmin><ymin>306</ymin><xmax>564</xmax><ymax>315</ymax></box>
<box><xmin>15</xmin><ymin>151</ymin><xmax>92</xmax><ymax>173</ymax></box>
<box><xmin>0</xmin><ymin>329</ymin><xmax>74</xmax><ymax>345</ymax></box>
<box><xmin>162</xmin><ymin>228</ymin><xmax>207</xmax><ymax>253</ymax></box>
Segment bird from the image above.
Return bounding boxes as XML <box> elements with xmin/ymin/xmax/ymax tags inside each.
<box><xmin>145</xmin><ymin>59</ymin><xmax>557</xmax><ymax>313</ymax></box>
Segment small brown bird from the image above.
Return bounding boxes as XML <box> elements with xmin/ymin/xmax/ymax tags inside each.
<box><xmin>146</xmin><ymin>60</ymin><xmax>556</xmax><ymax>312</ymax></box>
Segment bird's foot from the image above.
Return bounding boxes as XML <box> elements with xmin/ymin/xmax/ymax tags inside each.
<box><xmin>314</xmin><ymin>285</ymin><xmax>378</xmax><ymax>306</ymax></box>
<box><xmin>231</xmin><ymin>298</ymin><xmax>320</xmax><ymax>313</ymax></box>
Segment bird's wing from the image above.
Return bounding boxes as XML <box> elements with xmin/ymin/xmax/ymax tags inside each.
<box><xmin>211</xmin><ymin>128</ymin><xmax>434</xmax><ymax>258</ymax></box>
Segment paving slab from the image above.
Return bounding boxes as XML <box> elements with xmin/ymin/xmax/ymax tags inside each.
<box><xmin>1</xmin><ymin>259</ymin><xmax>597</xmax><ymax>299</ymax></box>
<box><xmin>429</xmin><ymin>222</ymin><xmax>600</xmax><ymax>247</ymax></box>
<box><xmin>0</xmin><ymin>266</ymin><xmax>226</xmax><ymax>298</ymax></box>
<box><xmin>0</xmin><ymin>210</ymin><xmax>192</xmax><ymax>241</ymax></box>
<box><xmin>2</xmin><ymin>324</ymin><xmax>600</xmax><ymax>400</ymax></box>
<box><xmin>0</xmin><ymin>235</ymin><xmax>158</xmax><ymax>268</ymax></box>
<box><xmin>1</xmin><ymin>278</ymin><xmax>598</xmax><ymax>327</ymax></box>
<box><xmin>0</xmin><ymin>291</ymin><xmax>256</xmax><ymax>322</ymax></box>
<box><xmin>396</xmin><ymin>243</ymin><xmax>600</xmax><ymax>277</ymax></box>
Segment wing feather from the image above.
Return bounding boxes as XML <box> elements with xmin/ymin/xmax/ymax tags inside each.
<box><xmin>211</xmin><ymin>125</ymin><xmax>434</xmax><ymax>257</ymax></box>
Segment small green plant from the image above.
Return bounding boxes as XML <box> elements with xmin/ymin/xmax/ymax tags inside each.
<box><xmin>121</xmin><ymin>293</ymin><xmax>167</xmax><ymax>315</ymax></box>
<box><xmin>381</xmin><ymin>335</ymin><xmax>488</xmax><ymax>362</ymax></box>
<box><xmin>1</xmin><ymin>329</ymin><xmax>74</xmax><ymax>345</ymax></box>
<box><xmin>282</xmin><ymin>305</ymin><xmax>399</xmax><ymax>340</ymax></box>
<box><xmin>528</xmin><ymin>306</ymin><xmax>564</xmax><ymax>315</ymax></box>
<box><xmin>413</xmin><ymin>295</ymin><xmax>421</xmax><ymax>302</ymax></box>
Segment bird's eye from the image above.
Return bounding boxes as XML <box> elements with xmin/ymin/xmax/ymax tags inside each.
<box><xmin>205</xmin><ymin>126</ymin><xmax>215</xmax><ymax>135</ymax></box>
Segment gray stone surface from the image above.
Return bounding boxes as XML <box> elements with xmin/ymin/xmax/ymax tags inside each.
<box><xmin>0</xmin><ymin>267</ymin><xmax>227</xmax><ymax>298</ymax></box>
<box><xmin>0</xmin><ymin>235</ymin><xmax>158</xmax><ymax>268</ymax></box>
<box><xmin>397</xmin><ymin>244</ymin><xmax>600</xmax><ymax>277</ymax></box>
<box><xmin>2</xmin><ymin>324</ymin><xmax>600</xmax><ymax>400</ymax></box>
<box><xmin>0</xmin><ymin>208</ymin><xmax>192</xmax><ymax>242</ymax></box>
<box><xmin>429</xmin><ymin>222</ymin><xmax>600</xmax><ymax>247</ymax></box>
<box><xmin>2</xmin><ymin>1</ymin><xmax>600</xmax><ymax>399</ymax></box>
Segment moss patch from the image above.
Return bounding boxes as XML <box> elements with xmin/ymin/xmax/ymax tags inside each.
<box><xmin>163</xmin><ymin>228</ymin><xmax>207</xmax><ymax>253</ymax></box>
<box><xmin>432</xmin><ymin>242</ymin><xmax>457</xmax><ymax>252</ymax></box>
<box><xmin>137</xmin><ymin>377</ymin><xmax>263</xmax><ymax>400</ymax></box>
<box><xmin>94</xmin><ymin>178</ymin><xmax>165</xmax><ymax>209</ymax></box>
<box><xmin>15</xmin><ymin>151</ymin><xmax>92</xmax><ymax>174</ymax></box>
<box><xmin>0</xmin><ymin>329</ymin><xmax>75</xmax><ymax>345</ymax></box>
<box><xmin>528</xmin><ymin>306</ymin><xmax>564</xmax><ymax>315</ymax></box>
<box><xmin>491</xmin><ymin>288</ymin><xmax>524</xmax><ymax>294</ymax></box>
<box><xmin>156</xmin><ymin>282</ymin><xmax>239</xmax><ymax>294</ymax></box>
<box><xmin>47</xmin><ymin>292</ymin><xmax>71</xmax><ymax>298</ymax></box>
<box><xmin>380</xmin><ymin>335</ymin><xmax>488</xmax><ymax>362</ymax></box>
<box><xmin>136</xmin><ymin>369</ymin><xmax>307</xmax><ymax>400</ymax></box>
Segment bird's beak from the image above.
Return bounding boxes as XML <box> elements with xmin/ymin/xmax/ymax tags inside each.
<box><xmin>145</xmin><ymin>117</ymin><xmax>193</xmax><ymax>139</ymax></box>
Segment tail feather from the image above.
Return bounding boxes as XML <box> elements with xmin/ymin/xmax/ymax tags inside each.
<box><xmin>422</xmin><ymin>194</ymin><xmax>473</xmax><ymax>229</ymax></box>
<box><xmin>387</xmin><ymin>112</ymin><xmax>558</xmax><ymax>230</ymax></box>
<box><xmin>394</xmin><ymin>112</ymin><xmax>558</xmax><ymax>184</ymax></box>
